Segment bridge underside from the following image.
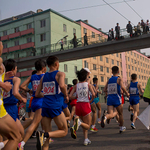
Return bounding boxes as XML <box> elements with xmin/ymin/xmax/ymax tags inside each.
<box><xmin>17</xmin><ymin>34</ymin><xmax>150</xmax><ymax>69</ymax></box>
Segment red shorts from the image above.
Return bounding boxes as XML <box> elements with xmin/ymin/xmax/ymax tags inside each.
<box><xmin>121</xmin><ymin>95</ymin><xmax>124</xmax><ymax>104</ymax></box>
<box><xmin>70</xmin><ymin>99</ymin><xmax>77</xmax><ymax>107</ymax></box>
<box><xmin>76</xmin><ymin>102</ymin><xmax>91</xmax><ymax>117</ymax></box>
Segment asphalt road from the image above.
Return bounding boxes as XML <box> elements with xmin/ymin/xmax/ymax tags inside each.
<box><xmin>25</xmin><ymin>100</ymin><xmax>150</xmax><ymax>150</ymax></box>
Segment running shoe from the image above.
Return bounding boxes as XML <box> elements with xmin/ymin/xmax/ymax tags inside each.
<box><xmin>36</xmin><ymin>131</ymin><xmax>43</xmax><ymax>150</ymax></box>
<box><xmin>90</xmin><ymin>127</ymin><xmax>98</xmax><ymax>132</ymax></box>
<box><xmin>107</xmin><ymin>119</ymin><xmax>111</xmax><ymax>124</ymax></box>
<box><xmin>74</xmin><ymin>118</ymin><xmax>80</xmax><ymax>131</ymax></box>
<box><xmin>84</xmin><ymin>139</ymin><xmax>91</xmax><ymax>146</ymax></box>
<box><xmin>31</xmin><ymin>131</ymin><xmax>36</xmax><ymax>138</ymax></box>
<box><xmin>18</xmin><ymin>143</ymin><xmax>24</xmax><ymax>150</ymax></box>
<box><xmin>49</xmin><ymin>138</ymin><xmax>54</xmax><ymax>144</ymax></box>
<box><xmin>97</xmin><ymin>118</ymin><xmax>101</xmax><ymax>124</ymax></box>
<box><xmin>70</xmin><ymin>127</ymin><xmax>77</xmax><ymax>139</ymax></box>
<box><xmin>131</xmin><ymin>123</ymin><xmax>136</xmax><ymax>129</ymax></box>
<box><xmin>103</xmin><ymin>110</ymin><xmax>107</xmax><ymax>116</ymax></box>
<box><xmin>130</xmin><ymin>113</ymin><xmax>133</xmax><ymax>122</ymax></box>
<box><xmin>119</xmin><ymin>126</ymin><xmax>126</xmax><ymax>133</ymax></box>
<box><xmin>101</xmin><ymin>115</ymin><xmax>106</xmax><ymax>128</ymax></box>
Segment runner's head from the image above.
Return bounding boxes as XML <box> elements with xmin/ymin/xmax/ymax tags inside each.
<box><xmin>112</xmin><ymin>66</ymin><xmax>119</xmax><ymax>75</ymax></box>
<box><xmin>72</xmin><ymin>79</ymin><xmax>78</xmax><ymax>85</ymax></box>
<box><xmin>131</xmin><ymin>73</ymin><xmax>137</xmax><ymax>81</ymax></box>
<box><xmin>3</xmin><ymin>59</ymin><xmax>17</xmax><ymax>75</ymax></box>
<box><xmin>35</xmin><ymin>59</ymin><xmax>46</xmax><ymax>73</ymax></box>
<box><xmin>93</xmin><ymin>77</ymin><xmax>98</xmax><ymax>84</ymax></box>
<box><xmin>46</xmin><ymin>56</ymin><xmax>59</xmax><ymax>70</ymax></box>
<box><xmin>76</xmin><ymin>68</ymin><xmax>88</xmax><ymax>82</ymax></box>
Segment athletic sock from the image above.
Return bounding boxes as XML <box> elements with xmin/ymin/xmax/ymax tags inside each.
<box><xmin>68</xmin><ymin>120</ymin><xmax>70</xmax><ymax>123</ymax></box>
<box><xmin>132</xmin><ymin>122</ymin><xmax>134</xmax><ymax>124</ymax></box>
<box><xmin>84</xmin><ymin>138</ymin><xmax>88</xmax><ymax>142</ymax></box>
<box><xmin>105</xmin><ymin>116</ymin><xmax>107</xmax><ymax>120</ymax></box>
<box><xmin>0</xmin><ymin>142</ymin><xmax>4</xmax><ymax>149</ymax></box>
<box><xmin>78</xmin><ymin>119</ymin><xmax>81</xmax><ymax>126</ymax></box>
<box><xmin>91</xmin><ymin>125</ymin><xmax>95</xmax><ymax>128</ymax></box>
<box><xmin>21</xmin><ymin>141</ymin><xmax>25</xmax><ymax>147</ymax></box>
<box><xmin>44</xmin><ymin>132</ymin><xmax>49</xmax><ymax>138</ymax></box>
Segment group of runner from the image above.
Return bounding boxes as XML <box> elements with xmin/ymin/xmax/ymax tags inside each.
<box><xmin>0</xmin><ymin>41</ymin><xmax>144</xmax><ymax>150</ymax></box>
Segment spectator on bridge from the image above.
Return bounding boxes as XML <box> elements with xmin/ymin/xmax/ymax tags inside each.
<box><xmin>72</xmin><ymin>33</ymin><xmax>77</xmax><ymax>48</ymax></box>
<box><xmin>137</xmin><ymin>22</ymin><xmax>141</xmax><ymax>35</ymax></box>
<box><xmin>115</xmin><ymin>23</ymin><xmax>120</xmax><ymax>39</ymax></box>
<box><xmin>107</xmin><ymin>30</ymin><xmax>112</xmax><ymax>41</ymax></box>
<box><xmin>141</xmin><ymin>20</ymin><xmax>146</xmax><ymax>34</ymax></box>
<box><xmin>133</xmin><ymin>26</ymin><xmax>138</xmax><ymax>37</ymax></box>
<box><xmin>111</xmin><ymin>28</ymin><xmax>114</xmax><ymax>40</ymax></box>
<box><xmin>126</xmin><ymin>21</ymin><xmax>133</xmax><ymax>37</ymax></box>
<box><xmin>146</xmin><ymin>20</ymin><xmax>149</xmax><ymax>34</ymax></box>
<box><xmin>84</xmin><ymin>33</ymin><xmax>88</xmax><ymax>46</ymax></box>
<box><xmin>60</xmin><ymin>39</ymin><xmax>64</xmax><ymax>51</ymax></box>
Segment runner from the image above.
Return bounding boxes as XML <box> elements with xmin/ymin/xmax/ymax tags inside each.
<box><xmin>69</xmin><ymin>68</ymin><xmax>95</xmax><ymax>146</ymax></box>
<box><xmin>101</xmin><ymin>66</ymin><xmax>129</xmax><ymax>133</ymax></box>
<box><xmin>35</xmin><ymin>56</ymin><xmax>69</xmax><ymax>150</ymax></box>
<box><xmin>127</xmin><ymin>73</ymin><xmax>144</xmax><ymax>129</ymax></box>
<box><xmin>0</xmin><ymin>41</ymin><xmax>21</xmax><ymax>150</ymax></box>
<box><xmin>3</xmin><ymin>59</ymin><xmax>27</xmax><ymax>142</ymax></box>
<box><xmin>19</xmin><ymin>59</ymin><xmax>46</xmax><ymax>150</ymax></box>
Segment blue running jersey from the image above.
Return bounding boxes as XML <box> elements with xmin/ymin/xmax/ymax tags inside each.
<box><xmin>42</xmin><ymin>70</ymin><xmax>64</xmax><ymax>109</ymax></box>
<box><xmin>3</xmin><ymin>77</ymin><xmax>18</xmax><ymax>105</ymax></box>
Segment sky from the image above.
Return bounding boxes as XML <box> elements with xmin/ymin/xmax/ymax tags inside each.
<box><xmin>0</xmin><ymin>0</ymin><xmax>150</xmax><ymax>54</ymax></box>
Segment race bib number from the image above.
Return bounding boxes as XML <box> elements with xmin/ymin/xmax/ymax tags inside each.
<box><xmin>107</xmin><ymin>83</ymin><xmax>117</xmax><ymax>95</ymax></box>
<box><xmin>32</xmin><ymin>80</ymin><xmax>40</xmax><ymax>91</ymax></box>
<box><xmin>3</xmin><ymin>91</ymin><xmax>10</xmax><ymax>99</ymax></box>
<box><xmin>43</xmin><ymin>81</ymin><xmax>56</xmax><ymax>95</ymax></box>
<box><xmin>130</xmin><ymin>88</ymin><xmax>137</xmax><ymax>94</ymax></box>
<box><xmin>77</xmin><ymin>87</ymin><xmax>88</xmax><ymax>98</ymax></box>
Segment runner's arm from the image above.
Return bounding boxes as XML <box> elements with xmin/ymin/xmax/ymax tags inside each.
<box><xmin>13</xmin><ymin>77</ymin><xmax>27</xmax><ymax>103</ymax></box>
<box><xmin>69</xmin><ymin>85</ymin><xmax>76</xmax><ymax>100</ymax></box>
<box><xmin>104</xmin><ymin>81</ymin><xmax>108</xmax><ymax>95</ymax></box>
<box><xmin>126</xmin><ymin>84</ymin><xmax>130</xmax><ymax>92</ymax></box>
<box><xmin>89</xmin><ymin>84</ymin><xmax>95</xmax><ymax>103</ymax></box>
<box><xmin>138</xmin><ymin>83</ymin><xmax>144</xmax><ymax>94</ymax></box>
<box><xmin>35</xmin><ymin>77</ymin><xmax>44</xmax><ymax>98</ymax></box>
<box><xmin>20</xmin><ymin>76</ymin><xmax>31</xmax><ymax>92</ymax></box>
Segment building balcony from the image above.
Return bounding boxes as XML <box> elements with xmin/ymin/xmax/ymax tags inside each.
<box><xmin>21</xmin><ymin>42</ymin><xmax>34</xmax><ymax>50</ymax></box>
<box><xmin>1</xmin><ymin>35</ymin><xmax>9</xmax><ymax>41</ymax></box>
<box><xmin>9</xmin><ymin>45</ymin><xmax>20</xmax><ymax>52</ymax></box>
<box><xmin>16</xmin><ymin>72</ymin><xmax>21</xmax><ymax>77</ymax></box>
<box><xmin>20</xmin><ymin>28</ymin><xmax>34</xmax><ymax>36</ymax></box>
<box><xmin>20</xmin><ymin>70</ymin><xmax>33</xmax><ymax>77</ymax></box>
<box><xmin>9</xmin><ymin>32</ymin><xmax>20</xmax><ymax>39</ymax></box>
<box><xmin>3</xmin><ymin>48</ymin><xmax>8</xmax><ymax>53</ymax></box>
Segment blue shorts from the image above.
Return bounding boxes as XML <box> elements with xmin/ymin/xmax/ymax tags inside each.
<box><xmin>107</xmin><ymin>96</ymin><xmax>122</xmax><ymax>108</ymax></box>
<box><xmin>129</xmin><ymin>96</ymin><xmax>140</xmax><ymax>106</ymax></box>
<box><xmin>62</xmin><ymin>101</ymin><xmax>68</xmax><ymax>110</ymax></box>
<box><xmin>42</xmin><ymin>107</ymin><xmax>62</xmax><ymax>119</ymax></box>
<box><xmin>26</xmin><ymin>100</ymin><xmax>31</xmax><ymax>112</ymax></box>
<box><xmin>94</xmin><ymin>97</ymin><xmax>99</xmax><ymax>104</ymax></box>
<box><xmin>4</xmin><ymin>104</ymin><xmax>19</xmax><ymax>121</ymax></box>
<box><xmin>31</xmin><ymin>97</ymin><xmax>43</xmax><ymax>112</ymax></box>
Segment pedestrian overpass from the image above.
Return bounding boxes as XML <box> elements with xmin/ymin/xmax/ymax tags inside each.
<box><xmin>17</xmin><ymin>33</ymin><xmax>150</xmax><ymax>69</ymax></box>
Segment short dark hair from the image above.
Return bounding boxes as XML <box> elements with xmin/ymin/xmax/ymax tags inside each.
<box><xmin>34</xmin><ymin>59</ymin><xmax>46</xmax><ymax>71</ymax></box>
<box><xmin>131</xmin><ymin>74</ymin><xmax>137</xmax><ymax>80</ymax></box>
<box><xmin>46</xmin><ymin>56</ymin><xmax>59</xmax><ymax>66</ymax></box>
<box><xmin>32</xmin><ymin>70</ymin><xmax>37</xmax><ymax>75</ymax></box>
<box><xmin>3</xmin><ymin>59</ymin><xmax>17</xmax><ymax>72</ymax></box>
<box><xmin>76</xmin><ymin>68</ymin><xmax>88</xmax><ymax>82</ymax></box>
<box><xmin>93</xmin><ymin>77</ymin><xmax>98</xmax><ymax>83</ymax></box>
<box><xmin>72</xmin><ymin>79</ymin><xmax>78</xmax><ymax>85</ymax></box>
<box><xmin>112</xmin><ymin>66</ymin><xmax>119</xmax><ymax>74</ymax></box>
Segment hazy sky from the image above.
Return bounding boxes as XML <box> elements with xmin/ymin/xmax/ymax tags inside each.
<box><xmin>0</xmin><ymin>0</ymin><xmax>150</xmax><ymax>54</ymax></box>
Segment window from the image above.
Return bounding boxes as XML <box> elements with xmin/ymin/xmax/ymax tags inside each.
<box><xmin>128</xmin><ymin>57</ymin><xmax>129</xmax><ymax>61</ymax></box>
<box><xmin>93</xmin><ymin>64</ymin><xmax>96</xmax><ymax>70</ymax></box>
<box><xmin>120</xmin><ymin>54</ymin><xmax>121</xmax><ymax>58</ymax></box>
<box><xmin>135</xmin><ymin>67</ymin><xmax>137</xmax><ymax>71</ymax></box>
<box><xmin>137</xmin><ymin>55</ymin><xmax>139</xmax><ymax>58</ymax></box>
<box><xmin>116</xmin><ymin>53</ymin><xmax>118</xmax><ymax>57</ymax></box>
<box><xmin>14</xmin><ymin>27</ymin><xmax>19</xmax><ymax>33</ymax></box>
<box><xmin>134</xmin><ymin>53</ymin><xmax>136</xmax><ymax>57</ymax></box>
<box><xmin>117</xmin><ymin>61</ymin><xmax>119</xmax><ymax>66</ymax></box>
<box><xmin>144</xmin><ymin>70</ymin><xmax>145</xmax><ymax>73</ymax></box>
<box><xmin>74</xmin><ymin>66</ymin><xmax>77</xmax><ymax>73</ymax></box>
<box><xmin>73</xmin><ymin>28</ymin><xmax>76</xmax><ymax>34</ymax></box>
<box><xmin>101</xmin><ymin>76</ymin><xmax>104</xmax><ymax>82</ymax></box>
<box><xmin>41</xmin><ymin>19</ymin><xmax>46</xmax><ymax>28</ymax></box>
<box><xmin>41</xmin><ymin>48</ymin><xmax>46</xmax><ymax>54</ymax></box>
<box><xmin>63</xmin><ymin>24</ymin><xmax>67</xmax><ymax>32</ymax></box>
<box><xmin>14</xmin><ymin>40</ymin><xmax>19</xmax><ymax>46</ymax></box>
<box><xmin>138</xmin><ymin>68</ymin><xmax>140</xmax><ymax>72</ymax></box>
<box><xmin>100</xmin><ymin>56</ymin><xmax>103</xmax><ymax>61</ymax></box>
<box><xmin>84</xmin><ymin>61</ymin><xmax>88</xmax><ymax>68</ymax></box>
<box><xmin>139</xmin><ymin>75</ymin><xmax>140</xmax><ymax>79</ymax></box>
<box><xmin>128</xmin><ymin>65</ymin><xmax>130</xmax><ymax>69</ymax></box>
<box><xmin>132</xmin><ymin>66</ymin><xmax>134</xmax><ymax>70</ymax></box>
<box><xmin>65</xmin><ymin>78</ymin><xmax>68</xmax><ymax>84</ymax></box>
<box><xmin>40</xmin><ymin>33</ymin><xmax>46</xmax><ymax>42</ymax></box>
<box><xmin>27</xmin><ymin>23</ymin><xmax>32</xmax><ymax>29</ymax></box>
<box><xmin>26</xmin><ymin>51</ymin><xmax>31</xmax><ymax>57</ymax></box>
<box><xmin>3</xmin><ymin>43</ymin><xmax>7</xmax><ymax>49</ymax></box>
<box><xmin>120</xmin><ymin>62</ymin><xmax>122</xmax><ymax>67</ymax></box>
<box><xmin>93</xmin><ymin>57</ymin><xmax>96</xmax><ymax>59</ymax></box>
<box><xmin>140</xmin><ymin>56</ymin><xmax>142</xmax><ymax>59</ymax></box>
<box><xmin>138</xmin><ymin>61</ymin><xmax>139</xmax><ymax>65</ymax></box>
<box><xmin>134</xmin><ymin>60</ymin><xmax>136</xmax><ymax>64</ymax></box>
<box><xmin>94</xmin><ymin>75</ymin><xmax>97</xmax><ymax>78</ymax></box>
<box><xmin>14</xmin><ymin>53</ymin><xmax>19</xmax><ymax>59</ymax></box>
<box><xmin>107</xmin><ymin>77</ymin><xmax>109</xmax><ymax>81</ymax></box>
<box><xmin>107</xmin><ymin>67</ymin><xmax>109</xmax><ymax>73</ymax></box>
<box><xmin>64</xmin><ymin>64</ymin><xmax>68</xmax><ymax>72</ymax></box>
<box><xmin>27</xmin><ymin>37</ymin><xmax>32</xmax><ymax>43</ymax></box>
<box><xmin>84</xmin><ymin>28</ymin><xmax>87</xmax><ymax>34</ymax></box>
<box><xmin>92</xmin><ymin>32</ymin><xmax>95</xmax><ymax>38</ymax></box>
<box><xmin>129</xmin><ymin>72</ymin><xmax>130</xmax><ymax>77</ymax></box>
<box><xmin>141</xmin><ymin>69</ymin><xmax>143</xmax><ymax>73</ymax></box>
<box><xmin>112</xmin><ymin>59</ymin><xmax>114</xmax><ymax>64</ymax></box>
<box><xmin>131</xmin><ymin>51</ymin><xmax>132</xmax><ymax>55</ymax></box>
<box><xmin>100</xmin><ymin>66</ymin><xmax>103</xmax><ymax>72</ymax></box>
<box><xmin>3</xmin><ymin>30</ymin><xmax>7</xmax><ymax>36</ymax></box>
<box><xmin>64</xmin><ymin>37</ymin><xmax>67</xmax><ymax>45</ymax></box>
<box><xmin>106</xmin><ymin>57</ymin><xmax>109</xmax><ymax>63</ymax></box>
<box><xmin>131</xmin><ymin>59</ymin><xmax>133</xmax><ymax>63</ymax></box>
<box><xmin>98</xmin><ymin>35</ymin><xmax>101</xmax><ymax>41</ymax></box>
<box><xmin>141</xmin><ymin>62</ymin><xmax>142</xmax><ymax>66</ymax></box>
